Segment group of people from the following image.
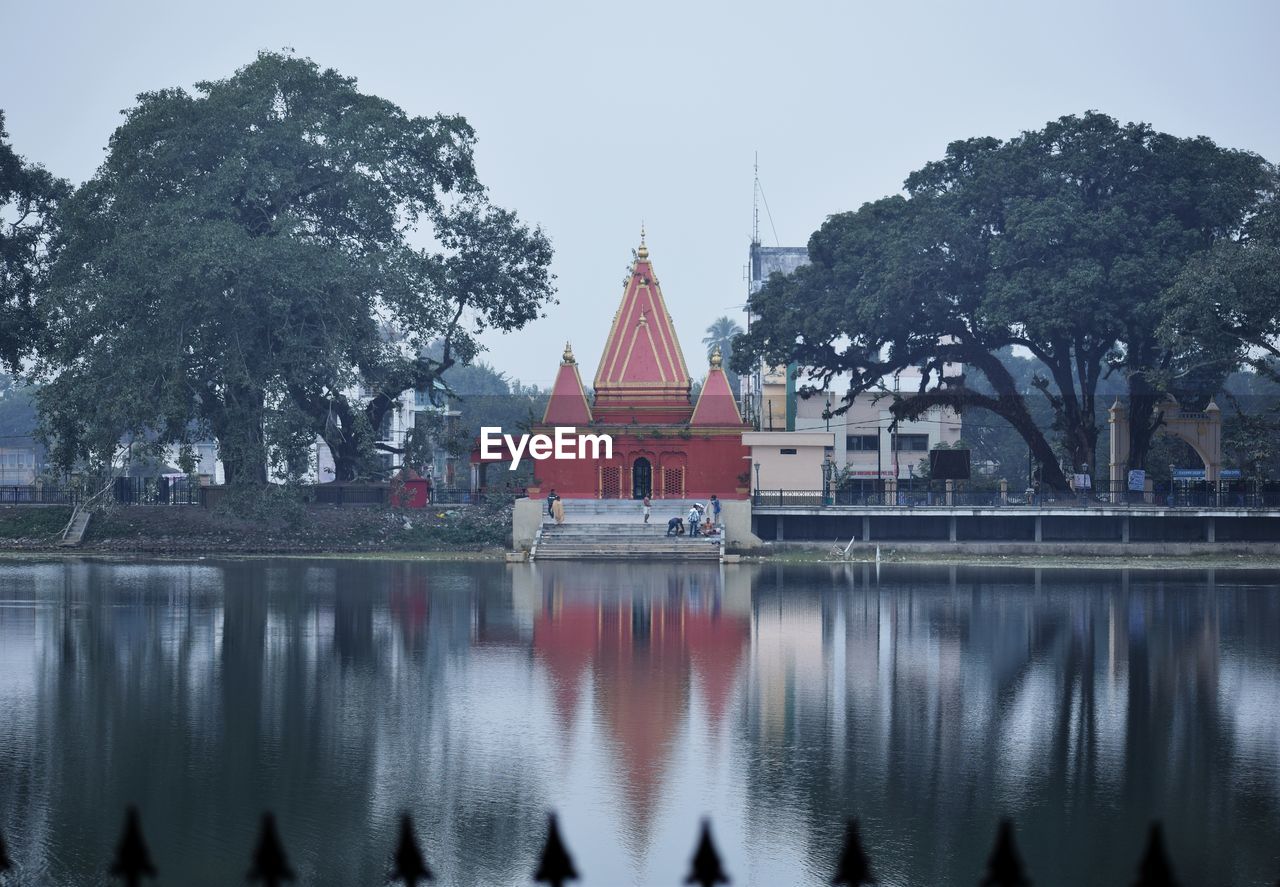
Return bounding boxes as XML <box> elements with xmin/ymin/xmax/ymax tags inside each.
<box><xmin>662</xmin><ymin>495</ymin><xmax>721</xmax><ymax>538</ymax></box>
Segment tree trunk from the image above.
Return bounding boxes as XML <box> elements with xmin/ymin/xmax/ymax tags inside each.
<box><xmin>967</xmin><ymin>349</ymin><xmax>1073</xmax><ymax>491</ymax></box>
<box><xmin>1001</xmin><ymin>396</ymin><xmax>1071</xmax><ymax>492</ymax></box>
<box><xmin>213</xmin><ymin>383</ymin><xmax>269</xmax><ymax>485</ymax></box>
<box><xmin>1125</xmin><ymin>372</ymin><xmax>1163</xmax><ymax>471</ymax></box>
<box><xmin>325</xmin><ymin>431</ymin><xmax>363</xmax><ymax>482</ymax></box>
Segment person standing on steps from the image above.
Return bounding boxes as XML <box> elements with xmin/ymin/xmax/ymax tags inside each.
<box><xmin>642</xmin><ymin>495</ymin><xmax>651</xmax><ymax>525</ymax></box>
<box><xmin>710</xmin><ymin>494</ymin><xmax>721</xmax><ymax>527</ymax></box>
<box><xmin>552</xmin><ymin>496</ymin><xmax>566</xmax><ymax>525</ymax></box>
<box><xmin>688</xmin><ymin>504</ymin><xmax>702</xmax><ymax>537</ymax></box>
<box><xmin>546</xmin><ymin>489</ymin><xmax>560</xmax><ymax>519</ymax></box>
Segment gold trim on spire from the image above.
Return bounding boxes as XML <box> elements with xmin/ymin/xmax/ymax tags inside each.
<box><xmin>562</xmin><ymin>341</ymin><xmax>575</xmax><ymax>364</ymax></box>
<box><xmin>710</xmin><ymin>344</ymin><xmax>723</xmax><ymax>368</ymax></box>
<box><xmin>637</xmin><ymin>222</ymin><xmax>648</xmax><ymax>260</ymax></box>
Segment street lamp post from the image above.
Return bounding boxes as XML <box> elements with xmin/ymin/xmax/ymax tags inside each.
<box><xmin>876</xmin><ymin>424</ymin><xmax>883</xmax><ymax>505</ymax></box>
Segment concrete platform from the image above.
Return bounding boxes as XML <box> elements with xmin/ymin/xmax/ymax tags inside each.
<box><xmin>531</xmin><ymin>499</ymin><xmax>724</xmax><ymax>561</ymax></box>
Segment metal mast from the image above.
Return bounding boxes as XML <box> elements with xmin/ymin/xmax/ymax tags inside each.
<box><xmin>752</xmin><ymin>152</ymin><xmax>760</xmax><ymax>247</ymax></box>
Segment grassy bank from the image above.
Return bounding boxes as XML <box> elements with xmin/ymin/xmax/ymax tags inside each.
<box><xmin>0</xmin><ymin>501</ymin><xmax>511</xmax><ymax>554</ymax></box>
<box><xmin>0</xmin><ymin>506</ymin><xmax>72</xmax><ymax>543</ymax></box>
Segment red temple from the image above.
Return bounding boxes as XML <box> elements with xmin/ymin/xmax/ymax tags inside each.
<box><xmin>528</xmin><ymin>237</ymin><xmax>751</xmax><ymax>500</ymax></box>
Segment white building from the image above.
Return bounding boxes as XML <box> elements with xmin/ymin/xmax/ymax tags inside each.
<box><xmin>158</xmin><ymin>385</ymin><xmax>460</xmax><ymax>486</ymax></box>
<box><xmin>314</xmin><ymin>385</ymin><xmax>461</xmax><ymax>485</ymax></box>
<box><xmin>793</xmin><ymin>379</ymin><xmax>963</xmax><ymax>497</ymax></box>
<box><xmin>744</xmin><ymin>242</ymin><xmax>962</xmax><ymax>494</ymax></box>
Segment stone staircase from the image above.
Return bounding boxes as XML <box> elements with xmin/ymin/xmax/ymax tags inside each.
<box><xmin>60</xmin><ymin>507</ymin><xmax>92</xmax><ymax>547</ymax></box>
<box><xmin>531</xmin><ymin>498</ymin><xmax>724</xmax><ymax>561</ymax></box>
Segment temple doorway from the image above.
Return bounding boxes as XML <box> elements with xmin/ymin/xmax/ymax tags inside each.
<box><xmin>632</xmin><ymin>457</ymin><xmax>652</xmax><ymax>499</ymax></box>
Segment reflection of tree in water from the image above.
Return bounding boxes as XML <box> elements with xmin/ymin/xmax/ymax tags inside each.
<box><xmin>0</xmin><ymin>562</ymin><xmax>227</xmax><ymax>882</ymax></box>
<box><xmin>2</xmin><ymin>560</ymin><xmax>1277</xmax><ymax>884</ymax></box>
<box><xmin>366</xmin><ymin>562</ymin><xmax>545</xmax><ymax>886</ymax></box>
<box><xmin>0</xmin><ymin>560</ymin><xmax>542</xmax><ymax>885</ymax></box>
<box><xmin>740</xmin><ymin>564</ymin><xmax>1279</xmax><ymax>886</ymax></box>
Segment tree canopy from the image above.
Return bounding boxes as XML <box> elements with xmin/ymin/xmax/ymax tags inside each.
<box><xmin>32</xmin><ymin>52</ymin><xmax>555</xmax><ymax>483</ymax></box>
<box><xmin>735</xmin><ymin>112</ymin><xmax>1276</xmax><ymax>489</ymax></box>
<box><xmin>0</xmin><ymin>111</ymin><xmax>68</xmax><ymax>374</ymax></box>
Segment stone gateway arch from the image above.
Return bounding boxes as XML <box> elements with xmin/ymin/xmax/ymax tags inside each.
<box><xmin>1108</xmin><ymin>397</ymin><xmax>1223</xmax><ymax>501</ymax></box>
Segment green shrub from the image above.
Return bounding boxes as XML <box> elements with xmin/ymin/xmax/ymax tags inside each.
<box><xmin>214</xmin><ymin>485</ymin><xmax>310</xmax><ymax>529</ymax></box>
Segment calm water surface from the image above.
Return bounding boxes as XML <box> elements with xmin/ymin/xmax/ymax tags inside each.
<box><xmin>0</xmin><ymin>559</ymin><xmax>1278</xmax><ymax>886</ymax></box>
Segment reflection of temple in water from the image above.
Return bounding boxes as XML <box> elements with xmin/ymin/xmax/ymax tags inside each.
<box><xmin>2</xmin><ymin>560</ymin><xmax>1280</xmax><ymax>885</ymax></box>
<box><xmin>516</xmin><ymin>563</ymin><xmax>751</xmax><ymax>840</ymax></box>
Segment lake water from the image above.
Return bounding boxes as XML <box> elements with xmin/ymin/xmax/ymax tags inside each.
<box><xmin>0</xmin><ymin>558</ymin><xmax>1278</xmax><ymax>886</ymax></box>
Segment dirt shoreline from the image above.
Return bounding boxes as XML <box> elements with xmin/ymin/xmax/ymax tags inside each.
<box><xmin>4</xmin><ymin>505</ymin><xmax>1277</xmax><ymax>569</ymax></box>
<box><xmin>2</xmin><ymin>546</ymin><xmax>1276</xmax><ymax>571</ymax></box>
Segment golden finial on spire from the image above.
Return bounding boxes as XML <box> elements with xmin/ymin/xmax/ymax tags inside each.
<box><xmin>562</xmin><ymin>341</ymin><xmax>575</xmax><ymax>364</ymax></box>
<box><xmin>637</xmin><ymin>222</ymin><xmax>648</xmax><ymax>260</ymax></box>
<box><xmin>710</xmin><ymin>344</ymin><xmax>723</xmax><ymax>368</ymax></box>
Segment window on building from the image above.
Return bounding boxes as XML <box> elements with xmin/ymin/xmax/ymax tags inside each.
<box><xmin>846</xmin><ymin>434</ymin><xmax>878</xmax><ymax>452</ymax></box>
<box><xmin>779</xmin><ymin>448</ymin><xmax>797</xmax><ymax>455</ymax></box>
<box><xmin>895</xmin><ymin>434</ymin><xmax>929</xmax><ymax>452</ymax></box>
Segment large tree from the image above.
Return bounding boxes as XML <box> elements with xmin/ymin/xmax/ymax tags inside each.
<box><xmin>0</xmin><ymin>111</ymin><xmax>68</xmax><ymax>374</ymax></box>
<box><xmin>34</xmin><ymin>52</ymin><xmax>554</xmax><ymax>483</ymax></box>
<box><xmin>735</xmin><ymin>113</ymin><xmax>1273</xmax><ymax>489</ymax></box>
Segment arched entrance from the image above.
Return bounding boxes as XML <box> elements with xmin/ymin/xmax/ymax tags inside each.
<box><xmin>1108</xmin><ymin>397</ymin><xmax>1222</xmax><ymax>501</ymax></box>
<box><xmin>632</xmin><ymin>457</ymin><xmax>652</xmax><ymax>499</ymax></box>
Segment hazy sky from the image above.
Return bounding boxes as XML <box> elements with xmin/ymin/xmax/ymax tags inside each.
<box><xmin>5</xmin><ymin>0</ymin><xmax>1279</xmax><ymax>387</ymax></box>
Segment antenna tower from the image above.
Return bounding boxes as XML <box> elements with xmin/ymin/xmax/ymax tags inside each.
<box><xmin>752</xmin><ymin>152</ymin><xmax>760</xmax><ymax>246</ymax></box>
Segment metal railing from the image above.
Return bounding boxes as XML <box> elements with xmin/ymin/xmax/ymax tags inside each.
<box><xmin>1</xmin><ymin>482</ymin><xmax>525</xmax><ymax>511</ymax></box>
<box><xmin>428</xmin><ymin>486</ymin><xmax>526</xmax><ymax>506</ymax></box>
<box><xmin>0</xmin><ymin>485</ymin><xmax>77</xmax><ymax>505</ymax></box>
<box><xmin>311</xmin><ymin>484</ymin><xmax>390</xmax><ymax>507</ymax></box>
<box><xmin>111</xmin><ymin>476</ymin><xmax>203</xmax><ymax>506</ymax></box>
<box><xmin>754</xmin><ymin>479</ymin><xmax>1280</xmax><ymax>510</ymax></box>
<box><xmin>0</xmin><ymin>809</ymin><xmax>1206</xmax><ymax>886</ymax></box>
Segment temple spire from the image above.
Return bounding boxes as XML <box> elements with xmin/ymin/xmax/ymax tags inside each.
<box><xmin>593</xmin><ymin>239</ymin><xmax>691</xmax><ymax>420</ymax></box>
<box><xmin>544</xmin><ymin>341</ymin><xmax>592</xmax><ymax>425</ymax></box>
<box><xmin>691</xmin><ymin>344</ymin><xmax>744</xmax><ymax>427</ymax></box>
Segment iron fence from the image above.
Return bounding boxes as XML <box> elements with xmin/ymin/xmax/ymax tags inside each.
<box><xmin>0</xmin><ymin>485</ymin><xmax>77</xmax><ymax>505</ymax></box>
<box><xmin>0</xmin><ymin>809</ymin><xmax>1213</xmax><ymax>886</ymax></box>
<box><xmin>111</xmin><ymin>476</ymin><xmax>204</xmax><ymax>506</ymax></box>
<box><xmin>0</xmin><ymin>482</ymin><xmax>527</xmax><ymax>511</ymax></box>
<box><xmin>428</xmin><ymin>486</ymin><xmax>526</xmax><ymax>506</ymax></box>
<box><xmin>311</xmin><ymin>484</ymin><xmax>390</xmax><ymax>507</ymax></box>
<box><xmin>756</xmin><ymin>478</ymin><xmax>1280</xmax><ymax>510</ymax></box>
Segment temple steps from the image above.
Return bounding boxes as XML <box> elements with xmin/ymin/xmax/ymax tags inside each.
<box><xmin>532</xmin><ymin>518</ymin><xmax>723</xmax><ymax>561</ymax></box>
<box><xmin>552</xmin><ymin>499</ymin><xmax>714</xmax><ymax>517</ymax></box>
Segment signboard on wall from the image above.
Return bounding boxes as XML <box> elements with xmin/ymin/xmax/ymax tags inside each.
<box><xmin>929</xmin><ymin>448</ymin><xmax>971</xmax><ymax>481</ymax></box>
